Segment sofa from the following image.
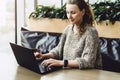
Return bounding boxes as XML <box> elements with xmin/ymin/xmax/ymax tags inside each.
<box><xmin>21</xmin><ymin>27</ymin><xmax>120</xmax><ymax>72</ymax></box>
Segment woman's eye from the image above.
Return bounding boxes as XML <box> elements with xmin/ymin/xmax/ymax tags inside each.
<box><xmin>66</xmin><ymin>11</ymin><xmax>76</xmax><ymax>14</ymax></box>
<box><xmin>71</xmin><ymin>11</ymin><xmax>76</xmax><ymax>14</ymax></box>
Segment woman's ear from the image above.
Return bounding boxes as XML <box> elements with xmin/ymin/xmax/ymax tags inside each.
<box><xmin>81</xmin><ymin>9</ymin><xmax>85</xmax><ymax>16</ymax></box>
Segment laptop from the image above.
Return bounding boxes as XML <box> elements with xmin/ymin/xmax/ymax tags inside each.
<box><xmin>10</xmin><ymin>42</ymin><xmax>61</xmax><ymax>74</ymax></box>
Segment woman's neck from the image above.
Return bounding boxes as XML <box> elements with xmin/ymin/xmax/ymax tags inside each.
<box><xmin>73</xmin><ymin>25</ymin><xmax>80</xmax><ymax>34</ymax></box>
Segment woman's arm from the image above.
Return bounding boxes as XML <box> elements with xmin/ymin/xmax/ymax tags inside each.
<box><xmin>35</xmin><ymin>26</ymin><xmax>69</xmax><ymax>60</ymax></box>
<box><xmin>41</xmin><ymin>58</ymin><xmax>79</xmax><ymax>68</ymax></box>
<box><xmin>49</xmin><ymin>26</ymin><xmax>68</xmax><ymax>59</ymax></box>
<box><xmin>76</xmin><ymin>28</ymin><xmax>100</xmax><ymax>69</ymax></box>
<box><xmin>67</xmin><ymin>60</ymin><xmax>79</xmax><ymax>68</ymax></box>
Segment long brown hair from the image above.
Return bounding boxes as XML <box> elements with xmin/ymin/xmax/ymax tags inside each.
<box><xmin>67</xmin><ymin>0</ymin><xmax>95</xmax><ymax>33</ymax></box>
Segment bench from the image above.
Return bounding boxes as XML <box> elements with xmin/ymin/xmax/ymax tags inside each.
<box><xmin>21</xmin><ymin>27</ymin><xmax>120</xmax><ymax>72</ymax></box>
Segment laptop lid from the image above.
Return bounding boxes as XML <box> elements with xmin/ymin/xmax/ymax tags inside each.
<box><xmin>10</xmin><ymin>42</ymin><xmax>41</xmax><ymax>74</ymax></box>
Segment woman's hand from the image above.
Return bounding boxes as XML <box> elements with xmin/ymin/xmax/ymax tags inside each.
<box><xmin>34</xmin><ymin>52</ymin><xmax>43</xmax><ymax>60</ymax></box>
<box><xmin>42</xmin><ymin>58</ymin><xmax>64</xmax><ymax>68</ymax></box>
<box><xmin>34</xmin><ymin>51</ymin><xmax>55</xmax><ymax>61</ymax></box>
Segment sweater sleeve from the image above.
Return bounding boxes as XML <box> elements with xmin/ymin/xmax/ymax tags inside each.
<box><xmin>49</xmin><ymin>26</ymin><xmax>68</xmax><ymax>60</ymax></box>
<box><xmin>76</xmin><ymin>28</ymin><xmax>99</xmax><ymax>69</ymax></box>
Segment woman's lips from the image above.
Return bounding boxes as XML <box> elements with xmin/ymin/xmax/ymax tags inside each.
<box><xmin>69</xmin><ymin>19</ymin><xmax>74</xmax><ymax>22</ymax></box>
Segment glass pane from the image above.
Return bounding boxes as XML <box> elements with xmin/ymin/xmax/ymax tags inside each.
<box><xmin>0</xmin><ymin>0</ymin><xmax>15</xmax><ymax>54</ymax></box>
<box><xmin>89</xmin><ymin>0</ymin><xmax>97</xmax><ymax>4</ymax></box>
<box><xmin>89</xmin><ymin>0</ymin><xmax>116</xmax><ymax>4</ymax></box>
<box><xmin>63</xmin><ymin>0</ymin><xmax>67</xmax><ymax>4</ymax></box>
<box><xmin>63</xmin><ymin>0</ymin><xmax>90</xmax><ymax>4</ymax></box>
<box><xmin>25</xmin><ymin>0</ymin><xmax>34</xmax><ymax>26</ymax></box>
<box><xmin>38</xmin><ymin>0</ymin><xmax>61</xmax><ymax>7</ymax></box>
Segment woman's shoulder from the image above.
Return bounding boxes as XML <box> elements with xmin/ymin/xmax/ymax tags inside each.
<box><xmin>86</xmin><ymin>26</ymin><xmax>98</xmax><ymax>34</ymax></box>
<box><xmin>63</xmin><ymin>24</ymin><xmax>73</xmax><ymax>33</ymax></box>
<box><xmin>85</xmin><ymin>26</ymin><xmax>98</xmax><ymax>36</ymax></box>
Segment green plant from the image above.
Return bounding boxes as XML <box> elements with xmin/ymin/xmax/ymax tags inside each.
<box><xmin>92</xmin><ymin>0</ymin><xmax>120</xmax><ymax>25</ymax></box>
<box><xmin>29</xmin><ymin>4</ymin><xmax>67</xmax><ymax>19</ymax></box>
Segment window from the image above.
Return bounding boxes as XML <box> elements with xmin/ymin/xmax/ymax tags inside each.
<box><xmin>38</xmin><ymin>0</ymin><xmax>62</xmax><ymax>7</ymax></box>
<box><xmin>25</xmin><ymin>0</ymin><xmax>34</xmax><ymax>26</ymax></box>
<box><xmin>0</xmin><ymin>0</ymin><xmax>15</xmax><ymax>53</ymax></box>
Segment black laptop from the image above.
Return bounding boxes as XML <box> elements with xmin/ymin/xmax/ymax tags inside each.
<box><xmin>10</xmin><ymin>42</ymin><xmax>61</xmax><ymax>74</ymax></box>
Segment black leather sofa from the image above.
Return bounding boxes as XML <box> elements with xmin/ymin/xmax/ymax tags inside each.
<box><xmin>21</xmin><ymin>28</ymin><xmax>120</xmax><ymax>72</ymax></box>
<box><xmin>99</xmin><ymin>37</ymin><xmax>120</xmax><ymax>72</ymax></box>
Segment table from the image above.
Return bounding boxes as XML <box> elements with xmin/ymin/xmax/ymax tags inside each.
<box><xmin>0</xmin><ymin>53</ymin><xmax>120</xmax><ymax>80</ymax></box>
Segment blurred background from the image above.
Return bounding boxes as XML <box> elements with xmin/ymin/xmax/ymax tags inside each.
<box><xmin>0</xmin><ymin>0</ymin><xmax>117</xmax><ymax>54</ymax></box>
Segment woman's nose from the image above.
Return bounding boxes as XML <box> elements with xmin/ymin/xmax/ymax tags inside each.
<box><xmin>67</xmin><ymin>14</ymin><xmax>72</xmax><ymax>19</ymax></box>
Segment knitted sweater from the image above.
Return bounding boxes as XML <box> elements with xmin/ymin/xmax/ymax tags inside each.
<box><xmin>50</xmin><ymin>25</ymin><xmax>102</xmax><ymax>69</ymax></box>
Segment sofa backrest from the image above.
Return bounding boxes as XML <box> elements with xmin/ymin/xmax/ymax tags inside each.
<box><xmin>21</xmin><ymin>27</ymin><xmax>120</xmax><ymax>72</ymax></box>
<box><xmin>21</xmin><ymin>28</ymin><xmax>61</xmax><ymax>54</ymax></box>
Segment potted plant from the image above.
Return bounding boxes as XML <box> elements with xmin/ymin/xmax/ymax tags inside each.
<box><xmin>91</xmin><ymin>0</ymin><xmax>120</xmax><ymax>38</ymax></box>
<box><xmin>92</xmin><ymin>0</ymin><xmax>120</xmax><ymax>25</ymax></box>
<box><xmin>28</xmin><ymin>4</ymin><xmax>69</xmax><ymax>33</ymax></box>
<box><xmin>29</xmin><ymin>4</ymin><xmax>67</xmax><ymax>19</ymax></box>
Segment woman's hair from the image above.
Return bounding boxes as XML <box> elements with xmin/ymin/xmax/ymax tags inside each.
<box><xmin>67</xmin><ymin>0</ymin><xmax>95</xmax><ymax>33</ymax></box>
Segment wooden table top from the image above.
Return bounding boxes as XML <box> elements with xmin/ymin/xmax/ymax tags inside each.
<box><xmin>0</xmin><ymin>53</ymin><xmax>120</xmax><ymax>80</ymax></box>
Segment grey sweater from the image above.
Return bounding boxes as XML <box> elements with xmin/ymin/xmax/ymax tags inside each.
<box><xmin>50</xmin><ymin>25</ymin><xmax>102</xmax><ymax>69</ymax></box>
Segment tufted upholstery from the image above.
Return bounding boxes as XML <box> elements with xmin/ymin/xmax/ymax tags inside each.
<box><xmin>21</xmin><ymin>27</ymin><xmax>120</xmax><ymax>72</ymax></box>
<box><xmin>99</xmin><ymin>37</ymin><xmax>120</xmax><ymax>72</ymax></box>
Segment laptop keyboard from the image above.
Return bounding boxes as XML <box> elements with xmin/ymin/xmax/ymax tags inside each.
<box><xmin>38</xmin><ymin>62</ymin><xmax>62</xmax><ymax>74</ymax></box>
<box><xmin>39</xmin><ymin>63</ymin><xmax>52</xmax><ymax>73</ymax></box>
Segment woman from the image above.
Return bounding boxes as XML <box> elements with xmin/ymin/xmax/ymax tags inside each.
<box><xmin>34</xmin><ymin>0</ymin><xmax>102</xmax><ymax>69</ymax></box>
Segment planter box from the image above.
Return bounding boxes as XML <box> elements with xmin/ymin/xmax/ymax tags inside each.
<box><xmin>28</xmin><ymin>18</ymin><xmax>69</xmax><ymax>33</ymax></box>
<box><xmin>95</xmin><ymin>21</ymin><xmax>120</xmax><ymax>38</ymax></box>
<box><xmin>28</xmin><ymin>18</ymin><xmax>120</xmax><ymax>38</ymax></box>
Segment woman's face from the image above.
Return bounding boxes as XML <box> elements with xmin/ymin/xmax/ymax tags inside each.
<box><xmin>66</xmin><ymin>4</ymin><xmax>85</xmax><ymax>26</ymax></box>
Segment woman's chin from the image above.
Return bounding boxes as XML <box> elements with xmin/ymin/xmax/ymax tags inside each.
<box><xmin>69</xmin><ymin>21</ymin><xmax>75</xmax><ymax>25</ymax></box>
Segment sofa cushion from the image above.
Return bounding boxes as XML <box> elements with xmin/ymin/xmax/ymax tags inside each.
<box><xmin>21</xmin><ymin>28</ymin><xmax>61</xmax><ymax>54</ymax></box>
